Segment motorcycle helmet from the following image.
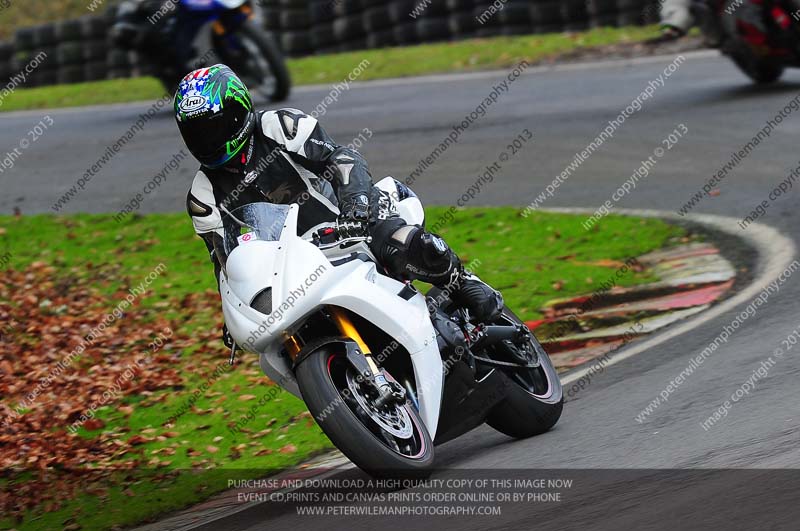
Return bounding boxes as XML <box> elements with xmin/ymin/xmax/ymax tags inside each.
<box><xmin>174</xmin><ymin>64</ymin><xmax>256</xmax><ymax>168</ymax></box>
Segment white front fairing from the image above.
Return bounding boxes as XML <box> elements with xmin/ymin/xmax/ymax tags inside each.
<box><xmin>219</xmin><ymin>199</ymin><xmax>443</xmax><ymax>437</ymax></box>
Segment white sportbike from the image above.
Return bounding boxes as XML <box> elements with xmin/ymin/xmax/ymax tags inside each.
<box><xmin>216</xmin><ymin>177</ymin><xmax>563</xmax><ymax>478</ymax></box>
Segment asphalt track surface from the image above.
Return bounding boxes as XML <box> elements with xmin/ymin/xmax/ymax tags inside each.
<box><xmin>5</xmin><ymin>51</ymin><xmax>800</xmax><ymax>529</ymax></box>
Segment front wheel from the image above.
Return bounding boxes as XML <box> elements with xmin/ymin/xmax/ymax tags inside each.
<box><xmin>296</xmin><ymin>344</ymin><xmax>434</xmax><ymax>478</ymax></box>
<box><xmin>484</xmin><ymin>308</ymin><xmax>564</xmax><ymax>439</ymax></box>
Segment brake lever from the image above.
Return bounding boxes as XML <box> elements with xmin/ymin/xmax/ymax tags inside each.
<box><xmin>317</xmin><ymin>236</ymin><xmax>372</xmax><ymax>250</ymax></box>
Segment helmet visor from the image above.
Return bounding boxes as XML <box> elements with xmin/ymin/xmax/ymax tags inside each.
<box><xmin>178</xmin><ymin>104</ymin><xmax>252</xmax><ymax>168</ymax></box>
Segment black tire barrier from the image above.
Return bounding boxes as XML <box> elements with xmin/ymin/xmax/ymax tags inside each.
<box><xmin>0</xmin><ymin>42</ymin><xmax>14</xmax><ymax>62</ymax></box>
<box><xmin>534</xmin><ymin>23</ymin><xmax>566</xmax><ymax>34</ymax></box>
<box><xmin>501</xmin><ymin>25</ymin><xmax>536</xmax><ymax>36</ymax></box>
<box><xmin>55</xmin><ymin>19</ymin><xmax>83</xmax><ymax>43</ymax></box>
<box><xmin>475</xmin><ymin>26</ymin><xmax>505</xmax><ymax>38</ymax></box>
<box><xmin>449</xmin><ymin>13</ymin><xmax>477</xmax><ymax>36</ymax></box>
<box><xmin>588</xmin><ymin>0</ymin><xmax>619</xmax><ymax>16</ymax></box>
<box><xmin>564</xmin><ymin>19</ymin><xmax>591</xmax><ymax>32</ymax></box>
<box><xmin>14</xmin><ymin>28</ymin><xmax>36</xmax><ymax>51</ymax></box>
<box><xmin>0</xmin><ymin>64</ymin><xmax>11</xmax><ymax>85</ymax></box>
<box><xmin>389</xmin><ymin>1</ymin><xmax>416</xmax><ymax>24</ymax></box>
<box><xmin>618</xmin><ymin>0</ymin><xmax>646</xmax><ymax>9</ymax></box>
<box><xmin>392</xmin><ymin>23</ymin><xmax>418</xmax><ymax>45</ymax></box>
<box><xmin>531</xmin><ymin>1</ymin><xmax>563</xmax><ymax>26</ymax></box>
<box><xmin>366</xmin><ymin>29</ymin><xmax>396</xmax><ymax>49</ymax></box>
<box><xmin>281</xmin><ymin>31</ymin><xmax>315</xmax><ymax>55</ymax></box>
<box><xmin>617</xmin><ymin>8</ymin><xmax>645</xmax><ymax>26</ymax></box>
<box><xmin>314</xmin><ymin>44</ymin><xmax>341</xmax><ymax>55</ymax></box>
<box><xmin>280</xmin><ymin>8</ymin><xmax>311</xmax><ymax>29</ymax></box>
<box><xmin>29</xmin><ymin>69</ymin><xmax>58</xmax><ymax>88</ymax></box>
<box><xmin>497</xmin><ymin>2</ymin><xmax>533</xmax><ymax>26</ymax></box>
<box><xmin>309</xmin><ymin>1</ymin><xmax>332</xmax><ymax>24</ymax></box>
<box><xmin>83</xmin><ymin>40</ymin><xmax>108</xmax><ymax>62</ymax></box>
<box><xmin>127</xmin><ymin>51</ymin><xmax>146</xmax><ymax>68</ymax></box>
<box><xmin>591</xmin><ymin>13</ymin><xmax>619</xmax><ymax>28</ymax></box>
<box><xmin>84</xmin><ymin>61</ymin><xmax>108</xmax><ymax>82</ymax></box>
<box><xmin>333</xmin><ymin>0</ymin><xmax>362</xmax><ymax>17</ymax></box>
<box><xmin>80</xmin><ymin>16</ymin><xmax>108</xmax><ymax>40</ymax></box>
<box><xmin>561</xmin><ymin>0</ymin><xmax>590</xmax><ymax>24</ymax></box>
<box><xmin>131</xmin><ymin>63</ymin><xmax>163</xmax><ymax>80</ymax></box>
<box><xmin>446</xmin><ymin>0</ymin><xmax>474</xmax><ymax>10</ymax></box>
<box><xmin>339</xmin><ymin>37</ymin><xmax>369</xmax><ymax>51</ymax></box>
<box><xmin>107</xmin><ymin>49</ymin><xmax>131</xmax><ymax>69</ymax></box>
<box><xmin>108</xmin><ymin>67</ymin><xmax>133</xmax><ymax>80</ymax></box>
<box><xmin>57</xmin><ymin>65</ymin><xmax>85</xmax><ymax>85</ymax></box>
<box><xmin>311</xmin><ymin>24</ymin><xmax>337</xmax><ymax>49</ymax></box>
<box><xmin>363</xmin><ymin>6</ymin><xmax>393</xmax><ymax>32</ymax></box>
<box><xmin>416</xmin><ymin>18</ymin><xmax>450</xmax><ymax>42</ymax></box>
<box><xmin>473</xmin><ymin>6</ymin><xmax>502</xmax><ymax>28</ymax></box>
<box><xmin>13</xmin><ymin>48</ymin><xmax>55</xmax><ymax>71</ymax></box>
<box><xmin>33</xmin><ymin>24</ymin><xmax>58</xmax><ymax>48</ymax></box>
<box><xmin>333</xmin><ymin>13</ymin><xmax>366</xmax><ymax>41</ymax></box>
<box><xmin>642</xmin><ymin>2</ymin><xmax>661</xmax><ymax>24</ymax></box>
<box><xmin>56</xmin><ymin>42</ymin><xmax>84</xmax><ymax>66</ymax></box>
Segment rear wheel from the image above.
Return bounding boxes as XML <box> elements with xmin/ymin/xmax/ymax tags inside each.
<box><xmin>730</xmin><ymin>50</ymin><xmax>784</xmax><ymax>84</ymax></box>
<box><xmin>218</xmin><ymin>20</ymin><xmax>291</xmax><ymax>102</ymax></box>
<box><xmin>296</xmin><ymin>344</ymin><xmax>434</xmax><ymax>478</ymax></box>
<box><xmin>426</xmin><ymin>288</ymin><xmax>563</xmax><ymax>438</ymax></box>
<box><xmin>484</xmin><ymin>308</ymin><xmax>564</xmax><ymax>438</ymax></box>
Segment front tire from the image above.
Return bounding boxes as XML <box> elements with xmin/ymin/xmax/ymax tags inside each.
<box><xmin>296</xmin><ymin>345</ymin><xmax>434</xmax><ymax>478</ymax></box>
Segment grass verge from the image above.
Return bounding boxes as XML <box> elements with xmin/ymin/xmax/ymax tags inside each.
<box><xmin>0</xmin><ymin>207</ymin><xmax>684</xmax><ymax>530</ymax></box>
<box><xmin>0</xmin><ymin>26</ymin><xmax>660</xmax><ymax>112</ymax></box>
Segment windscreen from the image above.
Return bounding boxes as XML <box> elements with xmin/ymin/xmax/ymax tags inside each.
<box><xmin>222</xmin><ymin>202</ymin><xmax>290</xmax><ymax>255</ymax></box>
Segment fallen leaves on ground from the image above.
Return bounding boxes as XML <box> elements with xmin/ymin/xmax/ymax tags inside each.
<box><xmin>279</xmin><ymin>444</ymin><xmax>297</xmax><ymax>454</ymax></box>
<box><xmin>0</xmin><ymin>264</ymin><xmax>228</xmax><ymax>519</ymax></box>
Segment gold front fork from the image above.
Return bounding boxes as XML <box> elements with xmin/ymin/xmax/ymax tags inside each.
<box><xmin>329</xmin><ymin>307</ymin><xmax>381</xmax><ymax>376</ymax></box>
<box><xmin>284</xmin><ymin>334</ymin><xmax>302</xmax><ymax>360</ymax></box>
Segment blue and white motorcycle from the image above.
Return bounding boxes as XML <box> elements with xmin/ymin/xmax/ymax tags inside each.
<box><xmin>112</xmin><ymin>0</ymin><xmax>290</xmax><ymax>101</ymax></box>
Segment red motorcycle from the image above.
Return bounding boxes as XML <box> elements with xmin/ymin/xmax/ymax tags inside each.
<box><xmin>696</xmin><ymin>0</ymin><xmax>800</xmax><ymax>83</ymax></box>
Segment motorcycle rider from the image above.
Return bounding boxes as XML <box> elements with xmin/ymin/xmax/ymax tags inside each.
<box><xmin>174</xmin><ymin>64</ymin><xmax>503</xmax><ymax>347</ymax></box>
<box><xmin>112</xmin><ymin>0</ymin><xmax>209</xmax><ymax>75</ymax></box>
<box><xmin>658</xmin><ymin>0</ymin><xmax>694</xmax><ymax>41</ymax></box>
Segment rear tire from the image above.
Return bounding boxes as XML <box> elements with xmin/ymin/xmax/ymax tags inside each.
<box><xmin>296</xmin><ymin>345</ymin><xmax>435</xmax><ymax>478</ymax></box>
<box><xmin>234</xmin><ymin>21</ymin><xmax>291</xmax><ymax>102</ymax></box>
<box><xmin>730</xmin><ymin>51</ymin><xmax>784</xmax><ymax>84</ymax></box>
<box><xmin>426</xmin><ymin>288</ymin><xmax>563</xmax><ymax>438</ymax></box>
<box><xmin>485</xmin><ymin>308</ymin><xmax>564</xmax><ymax>438</ymax></box>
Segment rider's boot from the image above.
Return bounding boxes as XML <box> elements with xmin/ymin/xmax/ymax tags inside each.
<box><xmin>446</xmin><ymin>269</ymin><xmax>504</xmax><ymax>323</ymax></box>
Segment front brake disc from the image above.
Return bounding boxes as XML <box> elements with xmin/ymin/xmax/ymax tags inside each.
<box><xmin>345</xmin><ymin>370</ymin><xmax>413</xmax><ymax>439</ymax></box>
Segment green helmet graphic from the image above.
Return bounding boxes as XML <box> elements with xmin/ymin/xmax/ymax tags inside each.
<box><xmin>175</xmin><ymin>64</ymin><xmax>255</xmax><ymax>168</ymax></box>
